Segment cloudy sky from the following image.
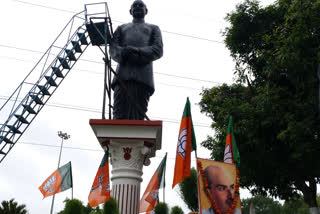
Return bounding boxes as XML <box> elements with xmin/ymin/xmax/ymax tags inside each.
<box><xmin>0</xmin><ymin>0</ymin><xmax>273</xmax><ymax>213</ymax></box>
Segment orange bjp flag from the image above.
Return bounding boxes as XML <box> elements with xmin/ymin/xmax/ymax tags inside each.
<box><xmin>172</xmin><ymin>98</ymin><xmax>197</xmax><ymax>189</ymax></box>
<box><xmin>139</xmin><ymin>153</ymin><xmax>167</xmax><ymax>213</ymax></box>
<box><xmin>39</xmin><ymin>161</ymin><xmax>73</xmax><ymax>199</ymax></box>
<box><xmin>88</xmin><ymin>151</ymin><xmax>111</xmax><ymax>207</ymax></box>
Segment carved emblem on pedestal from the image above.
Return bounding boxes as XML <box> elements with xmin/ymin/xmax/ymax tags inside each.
<box><xmin>123</xmin><ymin>147</ymin><xmax>132</xmax><ymax>160</ymax></box>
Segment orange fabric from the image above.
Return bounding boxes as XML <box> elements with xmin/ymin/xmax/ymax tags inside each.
<box><xmin>172</xmin><ymin>117</ymin><xmax>192</xmax><ymax>188</ymax></box>
<box><xmin>88</xmin><ymin>163</ymin><xmax>111</xmax><ymax>207</ymax></box>
<box><xmin>38</xmin><ymin>169</ymin><xmax>62</xmax><ymax>199</ymax></box>
<box><xmin>139</xmin><ymin>172</ymin><xmax>160</xmax><ymax>213</ymax></box>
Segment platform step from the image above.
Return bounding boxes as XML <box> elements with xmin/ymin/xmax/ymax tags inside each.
<box><xmin>45</xmin><ymin>76</ymin><xmax>58</xmax><ymax>86</ymax></box>
<box><xmin>77</xmin><ymin>32</ymin><xmax>89</xmax><ymax>45</ymax></box>
<box><xmin>52</xmin><ymin>67</ymin><xmax>64</xmax><ymax>78</ymax></box>
<box><xmin>72</xmin><ymin>41</ymin><xmax>82</xmax><ymax>53</ymax></box>
<box><xmin>14</xmin><ymin>115</ymin><xmax>29</xmax><ymax>124</ymax></box>
<box><xmin>29</xmin><ymin>94</ymin><xmax>44</xmax><ymax>105</ymax></box>
<box><xmin>22</xmin><ymin>104</ymin><xmax>36</xmax><ymax>114</ymax></box>
<box><xmin>37</xmin><ymin>85</ymin><xmax>50</xmax><ymax>96</ymax></box>
<box><xmin>7</xmin><ymin>125</ymin><xmax>21</xmax><ymax>134</ymax></box>
<box><xmin>65</xmin><ymin>49</ymin><xmax>76</xmax><ymax>61</ymax></box>
<box><xmin>2</xmin><ymin>137</ymin><xmax>13</xmax><ymax>144</ymax></box>
<box><xmin>58</xmin><ymin>57</ymin><xmax>70</xmax><ymax>69</ymax></box>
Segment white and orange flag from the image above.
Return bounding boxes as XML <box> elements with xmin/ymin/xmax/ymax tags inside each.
<box><xmin>39</xmin><ymin>161</ymin><xmax>73</xmax><ymax>199</ymax></box>
<box><xmin>172</xmin><ymin>98</ymin><xmax>197</xmax><ymax>189</ymax></box>
<box><xmin>139</xmin><ymin>153</ymin><xmax>167</xmax><ymax>213</ymax></box>
<box><xmin>88</xmin><ymin>151</ymin><xmax>111</xmax><ymax>207</ymax></box>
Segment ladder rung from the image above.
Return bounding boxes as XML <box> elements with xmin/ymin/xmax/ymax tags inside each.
<box><xmin>45</xmin><ymin>76</ymin><xmax>58</xmax><ymax>86</ymax></box>
<box><xmin>7</xmin><ymin>125</ymin><xmax>21</xmax><ymax>134</ymax></box>
<box><xmin>65</xmin><ymin>49</ymin><xmax>76</xmax><ymax>61</ymax></box>
<box><xmin>0</xmin><ymin>150</ymin><xmax>5</xmax><ymax>155</ymax></box>
<box><xmin>37</xmin><ymin>85</ymin><xmax>50</xmax><ymax>96</ymax></box>
<box><xmin>30</xmin><ymin>94</ymin><xmax>44</xmax><ymax>105</ymax></box>
<box><xmin>77</xmin><ymin>32</ymin><xmax>89</xmax><ymax>45</ymax></box>
<box><xmin>2</xmin><ymin>137</ymin><xmax>13</xmax><ymax>144</ymax></box>
<box><xmin>72</xmin><ymin>41</ymin><xmax>82</xmax><ymax>53</ymax></box>
<box><xmin>58</xmin><ymin>57</ymin><xmax>70</xmax><ymax>69</ymax></box>
<box><xmin>14</xmin><ymin>115</ymin><xmax>29</xmax><ymax>124</ymax></box>
<box><xmin>52</xmin><ymin>67</ymin><xmax>64</xmax><ymax>78</ymax></box>
<box><xmin>22</xmin><ymin>104</ymin><xmax>36</xmax><ymax>114</ymax></box>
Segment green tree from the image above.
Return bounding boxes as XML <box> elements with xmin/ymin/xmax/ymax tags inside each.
<box><xmin>154</xmin><ymin>202</ymin><xmax>169</xmax><ymax>214</ymax></box>
<box><xmin>282</xmin><ymin>195</ymin><xmax>309</xmax><ymax>214</ymax></box>
<box><xmin>84</xmin><ymin>203</ymin><xmax>102</xmax><ymax>214</ymax></box>
<box><xmin>170</xmin><ymin>206</ymin><xmax>184</xmax><ymax>214</ymax></box>
<box><xmin>0</xmin><ymin>199</ymin><xmax>28</xmax><ymax>214</ymax></box>
<box><xmin>199</xmin><ymin>0</ymin><xmax>320</xmax><ymax>210</ymax></box>
<box><xmin>241</xmin><ymin>195</ymin><xmax>282</xmax><ymax>214</ymax></box>
<box><xmin>103</xmin><ymin>198</ymin><xmax>119</xmax><ymax>214</ymax></box>
<box><xmin>61</xmin><ymin>199</ymin><xmax>85</xmax><ymax>214</ymax></box>
<box><xmin>178</xmin><ymin>167</ymin><xmax>198</xmax><ymax>212</ymax></box>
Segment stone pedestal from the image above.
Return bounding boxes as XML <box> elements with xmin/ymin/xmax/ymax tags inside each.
<box><xmin>89</xmin><ymin>119</ymin><xmax>162</xmax><ymax>214</ymax></box>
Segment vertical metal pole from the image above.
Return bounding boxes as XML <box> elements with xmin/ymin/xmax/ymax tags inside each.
<box><xmin>50</xmin><ymin>131</ymin><xmax>70</xmax><ymax>214</ymax></box>
<box><xmin>102</xmin><ymin>19</ymin><xmax>108</xmax><ymax>120</ymax></box>
<box><xmin>195</xmin><ymin>150</ymin><xmax>201</xmax><ymax>213</ymax></box>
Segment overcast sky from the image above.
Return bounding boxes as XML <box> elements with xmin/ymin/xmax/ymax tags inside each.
<box><xmin>0</xmin><ymin>0</ymin><xmax>274</xmax><ymax>213</ymax></box>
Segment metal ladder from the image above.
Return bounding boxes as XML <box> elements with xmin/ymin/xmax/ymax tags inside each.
<box><xmin>0</xmin><ymin>3</ymin><xmax>111</xmax><ymax>163</ymax></box>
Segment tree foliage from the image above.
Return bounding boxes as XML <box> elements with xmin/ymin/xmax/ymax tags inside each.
<box><xmin>60</xmin><ymin>199</ymin><xmax>86</xmax><ymax>214</ymax></box>
<box><xmin>199</xmin><ymin>0</ymin><xmax>320</xmax><ymax>208</ymax></box>
<box><xmin>178</xmin><ymin>167</ymin><xmax>199</xmax><ymax>211</ymax></box>
<box><xmin>58</xmin><ymin>198</ymin><xmax>103</xmax><ymax>214</ymax></box>
<box><xmin>103</xmin><ymin>198</ymin><xmax>119</xmax><ymax>214</ymax></box>
<box><xmin>170</xmin><ymin>206</ymin><xmax>184</xmax><ymax>214</ymax></box>
<box><xmin>241</xmin><ymin>194</ymin><xmax>318</xmax><ymax>214</ymax></box>
<box><xmin>154</xmin><ymin>202</ymin><xmax>169</xmax><ymax>214</ymax></box>
<box><xmin>0</xmin><ymin>199</ymin><xmax>27</xmax><ymax>214</ymax></box>
<box><xmin>241</xmin><ymin>195</ymin><xmax>282</xmax><ymax>214</ymax></box>
<box><xmin>281</xmin><ymin>195</ymin><xmax>309</xmax><ymax>214</ymax></box>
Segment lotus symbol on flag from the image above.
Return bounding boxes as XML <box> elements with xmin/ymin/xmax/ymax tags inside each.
<box><xmin>177</xmin><ymin>128</ymin><xmax>187</xmax><ymax>158</ymax></box>
<box><xmin>150</xmin><ymin>190</ymin><xmax>159</xmax><ymax>201</ymax></box>
<box><xmin>91</xmin><ymin>173</ymin><xmax>104</xmax><ymax>193</ymax></box>
<box><xmin>224</xmin><ymin>144</ymin><xmax>232</xmax><ymax>164</ymax></box>
<box><xmin>43</xmin><ymin>175</ymin><xmax>56</xmax><ymax>193</ymax></box>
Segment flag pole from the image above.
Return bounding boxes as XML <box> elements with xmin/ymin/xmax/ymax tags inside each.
<box><xmin>70</xmin><ymin>162</ymin><xmax>73</xmax><ymax>200</ymax></box>
<box><xmin>50</xmin><ymin>131</ymin><xmax>70</xmax><ymax>214</ymax></box>
<box><xmin>163</xmin><ymin>152</ymin><xmax>167</xmax><ymax>203</ymax></box>
<box><xmin>194</xmin><ymin>150</ymin><xmax>201</xmax><ymax>213</ymax></box>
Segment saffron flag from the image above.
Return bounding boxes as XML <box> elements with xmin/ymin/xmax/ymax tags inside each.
<box><xmin>223</xmin><ymin>116</ymin><xmax>242</xmax><ymax>213</ymax></box>
<box><xmin>172</xmin><ymin>97</ymin><xmax>197</xmax><ymax>189</ymax></box>
<box><xmin>39</xmin><ymin>161</ymin><xmax>73</xmax><ymax>199</ymax></box>
<box><xmin>139</xmin><ymin>153</ymin><xmax>167</xmax><ymax>213</ymax></box>
<box><xmin>88</xmin><ymin>151</ymin><xmax>111</xmax><ymax>207</ymax></box>
<box><xmin>223</xmin><ymin>116</ymin><xmax>240</xmax><ymax>167</ymax></box>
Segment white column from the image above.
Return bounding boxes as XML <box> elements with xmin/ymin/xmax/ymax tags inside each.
<box><xmin>109</xmin><ymin>140</ymin><xmax>151</xmax><ymax>214</ymax></box>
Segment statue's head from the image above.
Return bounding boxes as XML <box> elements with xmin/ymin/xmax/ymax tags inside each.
<box><xmin>130</xmin><ymin>0</ymin><xmax>148</xmax><ymax>19</ymax></box>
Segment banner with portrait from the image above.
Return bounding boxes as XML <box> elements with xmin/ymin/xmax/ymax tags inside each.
<box><xmin>197</xmin><ymin>158</ymin><xmax>241</xmax><ymax>214</ymax></box>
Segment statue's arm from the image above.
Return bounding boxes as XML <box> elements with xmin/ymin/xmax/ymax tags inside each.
<box><xmin>137</xmin><ymin>26</ymin><xmax>163</xmax><ymax>63</ymax></box>
<box><xmin>109</xmin><ymin>27</ymin><xmax>123</xmax><ymax>63</ymax></box>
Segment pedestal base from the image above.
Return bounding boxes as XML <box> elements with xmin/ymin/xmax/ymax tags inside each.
<box><xmin>90</xmin><ymin>119</ymin><xmax>162</xmax><ymax>214</ymax></box>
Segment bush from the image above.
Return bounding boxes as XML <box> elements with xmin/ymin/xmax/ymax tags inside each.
<box><xmin>103</xmin><ymin>198</ymin><xmax>119</xmax><ymax>214</ymax></box>
<box><xmin>63</xmin><ymin>199</ymin><xmax>85</xmax><ymax>214</ymax></box>
<box><xmin>170</xmin><ymin>206</ymin><xmax>184</xmax><ymax>214</ymax></box>
<box><xmin>154</xmin><ymin>202</ymin><xmax>169</xmax><ymax>214</ymax></box>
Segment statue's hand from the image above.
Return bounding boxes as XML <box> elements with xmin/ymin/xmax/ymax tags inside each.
<box><xmin>122</xmin><ymin>46</ymin><xmax>139</xmax><ymax>63</ymax></box>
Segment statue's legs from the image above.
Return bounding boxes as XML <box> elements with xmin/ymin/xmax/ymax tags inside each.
<box><xmin>113</xmin><ymin>80</ymin><xmax>151</xmax><ymax>120</ymax></box>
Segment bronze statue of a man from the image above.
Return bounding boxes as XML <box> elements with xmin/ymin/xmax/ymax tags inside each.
<box><xmin>109</xmin><ymin>0</ymin><xmax>163</xmax><ymax>120</ymax></box>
